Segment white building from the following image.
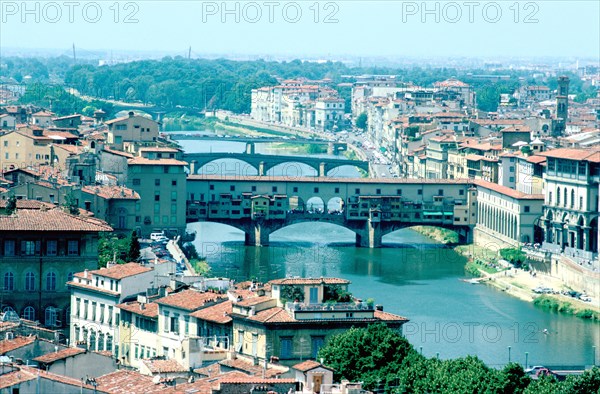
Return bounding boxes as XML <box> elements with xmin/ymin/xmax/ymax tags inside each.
<box><xmin>68</xmin><ymin>262</ymin><xmax>171</xmax><ymax>355</ymax></box>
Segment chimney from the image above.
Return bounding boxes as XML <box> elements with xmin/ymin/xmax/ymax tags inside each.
<box><xmin>128</xmin><ymin>111</ymin><xmax>135</xmax><ymax>118</ymax></box>
<box><xmin>83</xmin><ymin>269</ymin><xmax>88</xmax><ymax>278</ymax></box>
<box><xmin>375</xmin><ymin>305</ymin><xmax>383</xmax><ymax>311</ymax></box>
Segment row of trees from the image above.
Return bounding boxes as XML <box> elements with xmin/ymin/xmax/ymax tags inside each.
<box><xmin>318</xmin><ymin>324</ymin><xmax>600</xmax><ymax>393</ymax></box>
<box><xmin>7</xmin><ymin>56</ymin><xmax>596</xmax><ymax>116</ymax></box>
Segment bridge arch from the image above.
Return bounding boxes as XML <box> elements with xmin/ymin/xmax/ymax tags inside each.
<box><xmin>266</xmin><ymin>162</ymin><xmax>318</xmax><ymax>177</ymax></box>
<box><xmin>194</xmin><ymin>158</ymin><xmax>259</xmax><ymax>176</ymax></box>
<box><xmin>326</xmin><ymin>164</ymin><xmax>366</xmax><ymax>178</ymax></box>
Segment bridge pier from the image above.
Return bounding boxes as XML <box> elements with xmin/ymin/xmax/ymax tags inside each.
<box><xmin>245</xmin><ymin>222</ymin><xmax>270</xmax><ymax>246</ymax></box>
<box><xmin>245</xmin><ymin>142</ymin><xmax>256</xmax><ymax>154</ymax></box>
<box><xmin>319</xmin><ymin>162</ymin><xmax>326</xmax><ymax>177</ymax></box>
<box><xmin>258</xmin><ymin>161</ymin><xmax>265</xmax><ymax>176</ymax></box>
<box><xmin>356</xmin><ymin>221</ymin><xmax>382</xmax><ymax>248</ymax></box>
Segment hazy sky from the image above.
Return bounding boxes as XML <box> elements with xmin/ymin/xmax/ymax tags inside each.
<box><xmin>1</xmin><ymin>0</ymin><xmax>599</xmax><ymax>59</ymax></box>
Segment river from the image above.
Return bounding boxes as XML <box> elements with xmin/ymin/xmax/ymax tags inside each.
<box><xmin>175</xmin><ymin>134</ymin><xmax>600</xmax><ymax>368</ymax></box>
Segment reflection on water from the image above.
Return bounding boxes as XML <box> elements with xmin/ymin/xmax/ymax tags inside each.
<box><xmin>179</xmin><ymin>134</ymin><xmax>599</xmax><ymax>368</ymax></box>
<box><xmin>190</xmin><ymin>221</ymin><xmax>599</xmax><ymax>367</ymax></box>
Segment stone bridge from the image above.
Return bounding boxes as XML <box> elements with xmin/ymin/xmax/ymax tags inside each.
<box><xmin>169</xmin><ymin>135</ymin><xmax>347</xmax><ymax>155</ymax></box>
<box><xmin>186</xmin><ymin>175</ymin><xmax>477</xmax><ymax>247</ymax></box>
<box><xmin>184</xmin><ymin>152</ymin><xmax>368</xmax><ymax>177</ymax></box>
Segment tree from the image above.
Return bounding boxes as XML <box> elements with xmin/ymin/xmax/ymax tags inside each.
<box><xmin>63</xmin><ymin>192</ymin><xmax>79</xmax><ymax>215</ymax></box>
<box><xmin>126</xmin><ymin>230</ymin><xmax>141</xmax><ymax>262</ymax></box>
<box><xmin>318</xmin><ymin>324</ymin><xmax>416</xmax><ymax>390</ymax></box>
<box><xmin>355</xmin><ymin>112</ymin><xmax>368</xmax><ymax>130</ymax></box>
<box><xmin>5</xmin><ymin>195</ymin><xmax>17</xmax><ymax>215</ymax></box>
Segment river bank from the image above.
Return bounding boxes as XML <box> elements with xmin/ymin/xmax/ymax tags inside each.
<box><xmin>412</xmin><ymin>226</ymin><xmax>600</xmax><ymax>321</ymax></box>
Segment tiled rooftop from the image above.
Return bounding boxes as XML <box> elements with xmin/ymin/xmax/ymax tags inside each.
<box><xmin>155</xmin><ymin>289</ymin><xmax>227</xmax><ymax>311</ymax></box>
<box><xmin>117</xmin><ymin>301</ymin><xmax>159</xmax><ymax>318</ymax></box>
<box><xmin>0</xmin><ymin>208</ymin><xmax>112</xmax><ymax>232</ymax></box>
<box><xmin>88</xmin><ymin>262</ymin><xmax>152</xmax><ymax>280</ymax></box>
<box><xmin>190</xmin><ymin>300</ymin><xmax>232</xmax><ymax>324</ymax></box>
<box><xmin>33</xmin><ymin>347</ymin><xmax>85</xmax><ymax>363</ymax></box>
<box><xmin>142</xmin><ymin>358</ymin><xmax>187</xmax><ymax>373</ymax></box>
<box><xmin>0</xmin><ymin>336</ymin><xmax>36</xmax><ymax>355</ymax></box>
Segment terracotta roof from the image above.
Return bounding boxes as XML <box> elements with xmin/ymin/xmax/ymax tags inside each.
<box><xmin>218</xmin><ymin>358</ymin><xmax>287</xmax><ymax>378</ymax></box>
<box><xmin>102</xmin><ymin>148</ymin><xmax>134</xmax><ymax>158</ymax></box>
<box><xmin>374</xmin><ymin>310</ymin><xmax>410</xmax><ymax>322</ymax></box>
<box><xmin>139</xmin><ymin>147</ymin><xmax>181</xmax><ymax>153</ymax></box>
<box><xmin>526</xmin><ymin>155</ymin><xmax>547</xmax><ymax>164</ymax></box>
<box><xmin>538</xmin><ymin>148</ymin><xmax>600</xmax><ymax>163</ymax></box>
<box><xmin>502</xmin><ymin>125</ymin><xmax>532</xmax><ymax>133</ymax></box>
<box><xmin>474</xmin><ymin>179</ymin><xmax>544</xmax><ymax>200</ymax></box>
<box><xmin>82</xmin><ymin>185</ymin><xmax>140</xmax><ymax>200</ymax></box>
<box><xmin>0</xmin><ymin>336</ymin><xmax>36</xmax><ymax>355</ymax></box>
<box><xmin>0</xmin><ymin>364</ymin><xmax>107</xmax><ymax>392</ymax></box>
<box><xmin>155</xmin><ymin>290</ymin><xmax>227</xmax><ymax>311</ymax></box>
<box><xmin>191</xmin><ymin>300</ymin><xmax>232</xmax><ymax>324</ymax></box>
<box><xmin>89</xmin><ymin>263</ymin><xmax>152</xmax><ymax>280</ymax></box>
<box><xmin>33</xmin><ymin>347</ymin><xmax>85</xmax><ymax>363</ymax></box>
<box><xmin>32</xmin><ymin>111</ymin><xmax>55</xmax><ymax>117</ymax></box>
<box><xmin>246</xmin><ymin>307</ymin><xmax>296</xmax><ymax>323</ymax></box>
<box><xmin>270</xmin><ymin>278</ymin><xmax>350</xmax><ymax>286</ymax></box>
<box><xmin>0</xmin><ymin>369</ymin><xmax>37</xmax><ymax>389</ymax></box>
<box><xmin>234</xmin><ymin>296</ymin><xmax>272</xmax><ymax>307</ymax></box>
<box><xmin>0</xmin><ymin>199</ymin><xmax>54</xmax><ymax>210</ymax></box>
<box><xmin>292</xmin><ymin>360</ymin><xmax>326</xmax><ymax>372</ymax></box>
<box><xmin>142</xmin><ymin>358</ymin><xmax>187</xmax><ymax>373</ymax></box>
<box><xmin>0</xmin><ymin>208</ymin><xmax>112</xmax><ymax>232</ymax></box>
<box><xmin>117</xmin><ymin>301</ymin><xmax>159</xmax><ymax>318</ymax></box>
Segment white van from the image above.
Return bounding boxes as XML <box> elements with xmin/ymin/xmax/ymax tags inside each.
<box><xmin>150</xmin><ymin>232</ymin><xmax>168</xmax><ymax>242</ymax></box>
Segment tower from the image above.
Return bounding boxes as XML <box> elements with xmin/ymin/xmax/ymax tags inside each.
<box><xmin>553</xmin><ymin>76</ymin><xmax>569</xmax><ymax>136</ymax></box>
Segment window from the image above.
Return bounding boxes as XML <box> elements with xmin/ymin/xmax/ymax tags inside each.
<box><xmin>355</xmin><ymin>188</ymin><xmax>360</xmax><ymax>194</ymax></box>
<box><xmin>4</xmin><ymin>273</ymin><xmax>14</xmax><ymax>291</ymax></box>
<box><xmin>230</xmin><ymin>185</ymin><xmax>235</xmax><ymax>191</ymax></box>
<box><xmin>132</xmin><ymin>178</ymin><xmax>141</xmax><ymax>186</ymax></box>
<box><xmin>22</xmin><ymin>241</ymin><xmax>36</xmax><ymax>256</ymax></box>
<box><xmin>571</xmin><ymin>190</ymin><xmax>575</xmax><ymax>208</ymax></box>
<box><xmin>45</xmin><ymin>307</ymin><xmax>57</xmax><ymax>327</ymax></box>
<box><xmin>91</xmin><ymin>302</ymin><xmax>97</xmax><ymax>321</ymax></box>
<box><xmin>25</xmin><ymin>272</ymin><xmax>35</xmax><ymax>291</ymax></box>
<box><xmin>155</xmin><ymin>179</ymin><xmax>161</xmax><ymax>186</ymax></box>
<box><xmin>171</xmin><ymin>191</ymin><xmax>177</xmax><ymax>201</ymax></box>
<box><xmin>172</xmin><ymin>180</ymin><xmax>177</xmax><ymax>186</ymax></box>
<box><xmin>311</xmin><ymin>336</ymin><xmax>325</xmax><ymax>358</ymax></box>
<box><xmin>397</xmin><ymin>189</ymin><xmax>402</xmax><ymax>195</ymax></box>
<box><xmin>154</xmin><ymin>192</ymin><xmax>160</xmax><ymax>201</ymax></box>
<box><xmin>23</xmin><ymin>306</ymin><xmax>35</xmax><ymax>321</ymax></box>
<box><xmin>67</xmin><ymin>240</ymin><xmax>79</xmax><ymax>256</ymax></box>
<box><xmin>108</xmin><ymin>306</ymin><xmax>113</xmax><ymax>324</ymax></box>
<box><xmin>509</xmin><ymin>176</ymin><xmax>515</xmax><ymax>183</ymax></box>
<box><xmin>163</xmin><ymin>311</ymin><xmax>170</xmax><ymax>331</ymax></box>
<box><xmin>438</xmin><ymin>189</ymin><xmax>444</xmax><ymax>196</ymax></box>
<box><xmin>252</xmin><ymin>186</ymin><xmax>257</xmax><ymax>192</ymax></box>
<box><xmin>314</xmin><ymin>187</ymin><xmax>319</xmax><ymax>193</ymax></box>
<box><xmin>171</xmin><ymin>314</ymin><xmax>180</xmax><ymax>334</ymax></box>
<box><xmin>272</xmin><ymin>186</ymin><xmax>278</xmax><ymax>193</ymax></box>
<box><xmin>154</xmin><ymin>203</ymin><xmax>160</xmax><ymax>213</ymax></box>
<box><xmin>3</xmin><ymin>240</ymin><xmax>15</xmax><ymax>256</ymax></box>
<box><xmin>556</xmin><ymin>188</ymin><xmax>560</xmax><ymax>205</ymax></box>
<box><xmin>580</xmin><ymin>196</ymin><xmax>584</xmax><ymax>210</ymax></box>
<box><xmin>46</xmin><ymin>273</ymin><xmax>56</xmax><ymax>291</ymax></box>
<box><xmin>99</xmin><ymin>304</ymin><xmax>105</xmax><ymax>323</ymax></box>
<box><xmin>210</xmin><ymin>185</ymin><xmax>215</xmax><ymax>190</ymax></box>
<box><xmin>280</xmin><ymin>337</ymin><xmax>293</xmax><ymax>359</ymax></box>
<box><xmin>418</xmin><ymin>189</ymin><xmax>423</xmax><ymax>195</ymax></box>
<box><xmin>524</xmin><ymin>206</ymin><xmax>530</xmax><ymax>213</ymax></box>
<box><xmin>184</xmin><ymin>316</ymin><xmax>189</xmax><ymax>335</ymax></box>
<box><xmin>46</xmin><ymin>240</ymin><xmax>58</xmax><ymax>256</ymax></box>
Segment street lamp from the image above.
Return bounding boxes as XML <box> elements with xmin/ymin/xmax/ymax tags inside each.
<box><xmin>508</xmin><ymin>346</ymin><xmax>512</xmax><ymax>363</ymax></box>
<box><xmin>525</xmin><ymin>352</ymin><xmax>529</xmax><ymax>370</ymax></box>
